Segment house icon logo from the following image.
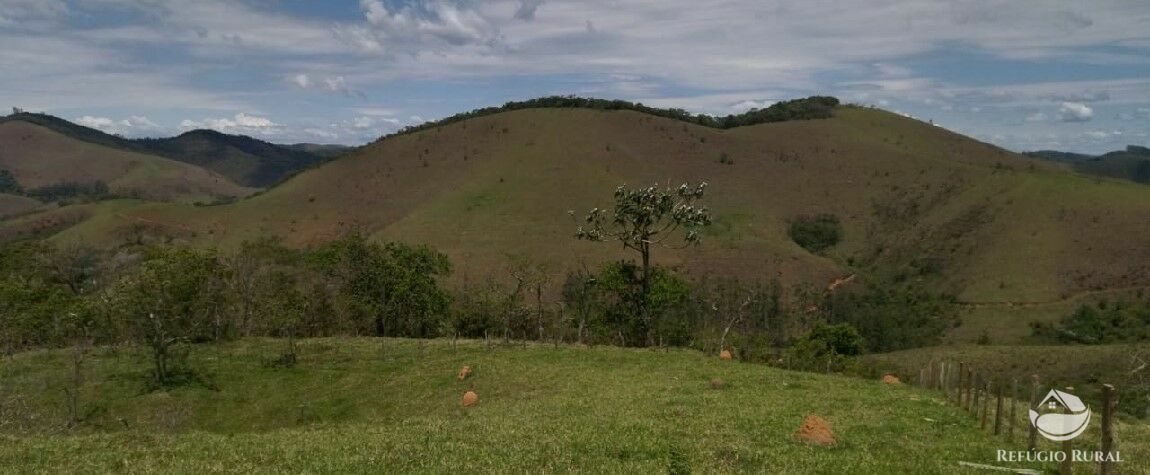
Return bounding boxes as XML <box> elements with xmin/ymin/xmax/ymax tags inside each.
<box><xmin>1028</xmin><ymin>389</ymin><xmax>1091</xmax><ymax>441</ymax></box>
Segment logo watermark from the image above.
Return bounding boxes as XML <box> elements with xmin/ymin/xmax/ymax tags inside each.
<box><xmin>994</xmin><ymin>388</ymin><xmax>1124</xmax><ymax>465</ymax></box>
<box><xmin>1028</xmin><ymin>389</ymin><xmax>1090</xmax><ymax>441</ymax></box>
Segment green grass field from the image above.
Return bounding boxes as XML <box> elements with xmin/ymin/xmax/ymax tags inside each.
<box><xmin>3</xmin><ymin>338</ymin><xmax>1145</xmax><ymax>473</ymax></box>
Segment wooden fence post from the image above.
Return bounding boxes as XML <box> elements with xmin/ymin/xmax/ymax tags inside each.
<box><xmin>1028</xmin><ymin>375</ymin><xmax>1039</xmax><ymax>453</ymax></box>
<box><xmin>1009</xmin><ymin>378</ymin><xmax>1018</xmax><ymax>442</ymax></box>
<box><xmin>1101</xmin><ymin>384</ymin><xmax>1115</xmax><ymax>475</ymax></box>
<box><xmin>972</xmin><ymin>373</ymin><xmax>980</xmax><ymax>415</ymax></box>
<box><xmin>958</xmin><ymin>363</ymin><xmax>965</xmax><ymax>405</ymax></box>
<box><xmin>994</xmin><ymin>382</ymin><xmax>1004</xmax><ymax>435</ymax></box>
<box><xmin>980</xmin><ymin>380</ymin><xmax>990</xmax><ymax>430</ymax></box>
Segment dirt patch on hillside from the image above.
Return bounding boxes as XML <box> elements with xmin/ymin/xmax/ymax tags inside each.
<box><xmin>881</xmin><ymin>374</ymin><xmax>901</xmax><ymax>385</ymax></box>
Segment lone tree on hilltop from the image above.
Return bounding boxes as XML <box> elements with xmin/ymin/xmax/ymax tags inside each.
<box><xmin>575</xmin><ymin>182</ymin><xmax>711</xmax><ymax>345</ymax></box>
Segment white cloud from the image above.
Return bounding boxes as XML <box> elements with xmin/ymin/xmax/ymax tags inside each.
<box><xmin>1026</xmin><ymin>112</ymin><xmax>1048</xmax><ymax>122</ymax></box>
<box><xmin>289</xmin><ymin>73</ymin><xmax>365</xmax><ymax>99</ymax></box>
<box><xmin>346</xmin><ymin>0</ymin><xmax>502</xmax><ymax>54</ymax></box>
<box><xmin>74</xmin><ymin>114</ymin><xmax>161</xmax><ymax>135</ymax></box>
<box><xmin>180</xmin><ymin>113</ymin><xmax>282</xmax><ymax>136</ymax></box>
<box><xmin>292</xmin><ymin>74</ymin><xmax>311</xmax><ymax>89</ymax></box>
<box><xmin>1059</xmin><ymin>102</ymin><xmax>1094</xmax><ymax>122</ymax></box>
<box><xmin>75</xmin><ymin>115</ymin><xmax>116</xmax><ymax>131</ymax></box>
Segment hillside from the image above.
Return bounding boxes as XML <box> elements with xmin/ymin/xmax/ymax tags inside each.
<box><xmin>0</xmin><ymin>112</ymin><xmax>331</xmax><ymax>188</ymax></box>
<box><xmin>0</xmin><ymin>121</ymin><xmax>253</xmax><ymax>202</ymax></box>
<box><xmin>286</xmin><ymin>143</ymin><xmax>353</xmax><ymax>159</ymax></box>
<box><xmin>2</xmin><ymin>337</ymin><xmax>1125</xmax><ymax>473</ymax></box>
<box><xmin>135</xmin><ymin>130</ymin><xmax>332</xmax><ymax>187</ymax></box>
<box><xmin>33</xmin><ymin>105</ymin><xmax>1148</xmax><ymax>310</ymax></box>
<box><xmin>0</xmin><ymin>193</ymin><xmax>41</xmax><ymax>218</ymax></box>
<box><xmin>1026</xmin><ymin>146</ymin><xmax>1150</xmax><ymax>184</ymax></box>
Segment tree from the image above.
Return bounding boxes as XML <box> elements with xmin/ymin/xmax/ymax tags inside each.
<box><xmin>313</xmin><ymin>234</ymin><xmax>451</xmax><ymax>338</ymax></box>
<box><xmin>575</xmin><ymin>182</ymin><xmax>711</xmax><ymax>345</ymax></box>
<box><xmin>100</xmin><ymin>246</ymin><xmax>224</xmax><ymax>385</ymax></box>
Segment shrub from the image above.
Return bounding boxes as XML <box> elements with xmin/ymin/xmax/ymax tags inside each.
<box><xmin>1032</xmin><ymin>298</ymin><xmax>1150</xmax><ymax>344</ymax></box>
<box><xmin>786</xmin><ymin>323</ymin><xmax>864</xmax><ymax>372</ymax></box>
<box><xmin>788</xmin><ymin>214</ymin><xmax>842</xmax><ymax>253</ymax></box>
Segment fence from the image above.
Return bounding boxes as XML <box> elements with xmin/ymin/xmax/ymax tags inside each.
<box><xmin>908</xmin><ymin>360</ymin><xmax>1118</xmax><ymax>475</ymax></box>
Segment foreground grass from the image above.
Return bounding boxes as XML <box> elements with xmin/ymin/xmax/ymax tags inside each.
<box><xmin>0</xmin><ymin>338</ymin><xmax>1131</xmax><ymax>473</ymax></box>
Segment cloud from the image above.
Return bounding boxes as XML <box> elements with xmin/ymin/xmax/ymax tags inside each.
<box><xmin>180</xmin><ymin>113</ymin><xmax>282</xmax><ymax>136</ymax></box>
<box><xmin>75</xmin><ymin>115</ymin><xmax>116</xmax><ymax>131</ymax></box>
<box><xmin>514</xmin><ymin>0</ymin><xmax>544</xmax><ymax>21</ymax></box>
<box><xmin>1059</xmin><ymin>102</ymin><xmax>1094</xmax><ymax>122</ymax></box>
<box><xmin>74</xmin><ymin>114</ymin><xmax>161</xmax><ymax>135</ymax></box>
<box><xmin>1026</xmin><ymin>112</ymin><xmax>1048</xmax><ymax>122</ymax></box>
<box><xmin>345</xmin><ymin>0</ymin><xmax>502</xmax><ymax>54</ymax></box>
<box><xmin>289</xmin><ymin>73</ymin><xmax>366</xmax><ymax>99</ymax></box>
<box><xmin>292</xmin><ymin>74</ymin><xmax>311</xmax><ymax>89</ymax></box>
<box><xmin>0</xmin><ymin>0</ymin><xmax>68</xmax><ymax>26</ymax></box>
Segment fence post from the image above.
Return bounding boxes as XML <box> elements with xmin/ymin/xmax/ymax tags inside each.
<box><xmin>1101</xmin><ymin>384</ymin><xmax>1115</xmax><ymax>475</ymax></box>
<box><xmin>1009</xmin><ymin>378</ymin><xmax>1018</xmax><ymax>442</ymax></box>
<box><xmin>972</xmin><ymin>373</ymin><xmax>980</xmax><ymax>416</ymax></box>
<box><xmin>980</xmin><ymin>380</ymin><xmax>990</xmax><ymax>430</ymax></box>
<box><xmin>1027</xmin><ymin>375</ymin><xmax>1039</xmax><ymax>453</ymax></box>
<box><xmin>958</xmin><ymin>363</ymin><xmax>965</xmax><ymax>405</ymax></box>
<box><xmin>994</xmin><ymin>382</ymin><xmax>1004</xmax><ymax>435</ymax></box>
<box><xmin>940</xmin><ymin>361</ymin><xmax>948</xmax><ymax>396</ymax></box>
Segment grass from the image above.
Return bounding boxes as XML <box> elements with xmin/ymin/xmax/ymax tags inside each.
<box><xmin>0</xmin><ymin>337</ymin><xmax>1118</xmax><ymax>473</ymax></box>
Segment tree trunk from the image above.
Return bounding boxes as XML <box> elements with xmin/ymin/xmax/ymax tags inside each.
<box><xmin>640</xmin><ymin>241</ymin><xmax>653</xmax><ymax>347</ymax></box>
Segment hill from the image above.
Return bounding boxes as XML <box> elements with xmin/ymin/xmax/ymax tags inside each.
<box><xmin>1025</xmin><ymin>146</ymin><xmax>1150</xmax><ymax>184</ymax></box>
<box><xmin>286</xmin><ymin>143</ymin><xmax>353</xmax><ymax>159</ymax></box>
<box><xmin>0</xmin><ymin>120</ymin><xmax>253</xmax><ymax>202</ymax></box>
<box><xmin>33</xmin><ymin>104</ymin><xmax>1147</xmax><ymax>307</ymax></box>
<box><xmin>3</xmin><ymin>337</ymin><xmax>1129</xmax><ymax>472</ymax></box>
<box><xmin>0</xmin><ymin>193</ymin><xmax>41</xmax><ymax>219</ymax></box>
<box><xmin>0</xmin><ymin>112</ymin><xmax>332</xmax><ymax>188</ymax></box>
<box><xmin>134</xmin><ymin>130</ymin><xmax>333</xmax><ymax>187</ymax></box>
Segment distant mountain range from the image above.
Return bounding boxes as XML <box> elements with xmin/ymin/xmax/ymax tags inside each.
<box><xmin>0</xmin><ymin>112</ymin><xmax>349</xmax><ymax>188</ymax></box>
<box><xmin>1025</xmin><ymin>146</ymin><xmax>1150</xmax><ymax>184</ymax></box>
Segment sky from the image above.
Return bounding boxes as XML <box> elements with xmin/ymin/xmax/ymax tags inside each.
<box><xmin>1</xmin><ymin>0</ymin><xmax>1148</xmax><ymax>153</ymax></box>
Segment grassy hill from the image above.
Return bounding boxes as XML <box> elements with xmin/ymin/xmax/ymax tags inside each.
<box><xmin>135</xmin><ymin>130</ymin><xmax>333</xmax><ymax>187</ymax></box>
<box><xmin>0</xmin><ymin>193</ymin><xmax>41</xmax><ymax>219</ymax></box>
<box><xmin>0</xmin><ymin>112</ymin><xmax>331</xmax><ymax>188</ymax></box>
<box><xmin>286</xmin><ymin>143</ymin><xmax>353</xmax><ymax>159</ymax></box>
<box><xmin>33</xmin><ymin>105</ymin><xmax>1149</xmax><ymax>307</ymax></box>
<box><xmin>0</xmin><ymin>120</ymin><xmax>253</xmax><ymax>202</ymax></box>
<box><xmin>1026</xmin><ymin>146</ymin><xmax>1150</xmax><ymax>184</ymax></box>
<box><xmin>5</xmin><ymin>337</ymin><xmax>1137</xmax><ymax>473</ymax></box>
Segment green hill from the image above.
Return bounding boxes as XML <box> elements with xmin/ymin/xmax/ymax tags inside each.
<box><xmin>0</xmin><ymin>112</ymin><xmax>332</xmax><ymax>188</ymax></box>
<box><xmin>286</xmin><ymin>143</ymin><xmax>353</xmax><ymax>159</ymax></box>
<box><xmin>135</xmin><ymin>130</ymin><xmax>333</xmax><ymax>187</ymax></box>
<box><xmin>37</xmin><ymin>105</ymin><xmax>1148</xmax><ymax>304</ymax></box>
<box><xmin>1025</xmin><ymin>146</ymin><xmax>1150</xmax><ymax>184</ymax></box>
<box><xmin>5</xmin><ymin>337</ymin><xmax>1134</xmax><ymax>473</ymax></box>
<box><xmin>0</xmin><ymin>120</ymin><xmax>253</xmax><ymax>202</ymax></box>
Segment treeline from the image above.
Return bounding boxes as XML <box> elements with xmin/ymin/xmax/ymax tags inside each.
<box><xmin>0</xmin><ymin>168</ymin><xmax>113</xmax><ymax>203</ymax></box>
<box><xmin>378</xmin><ymin>95</ymin><xmax>840</xmax><ymax>142</ymax></box>
<box><xmin>0</xmin><ymin>236</ymin><xmax>961</xmax><ymax>378</ymax></box>
<box><xmin>1032</xmin><ymin>295</ymin><xmax>1150</xmax><ymax>344</ymax></box>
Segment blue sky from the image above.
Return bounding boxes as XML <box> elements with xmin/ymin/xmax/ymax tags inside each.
<box><xmin>1</xmin><ymin>0</ymin><xmax>1148</xmax><ymax>153</ymax></box>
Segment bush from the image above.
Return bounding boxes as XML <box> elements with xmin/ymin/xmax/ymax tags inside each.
<box><xmin>785</xmin><ymin>323</ymin><xmax>864</xmax><ymax>372</ymax></box>
<box><xmin>1032</xmin><ymin>298</ymin><xmax>1150</xmax><ymax>344</ymax></box>
<box><xmin>0</xmin><ymin>169</ymin><xmax>21</xmax><ymax>194</ymax></box>
<box><xmin>788</xmin><ymin>214</ymin><xmax>842</xmax><ymax>253</ymax></box>
<box><xmin>822</xmin><ymin>280</ymin><xmax>959</xmax><ymax>352</ymax></box>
